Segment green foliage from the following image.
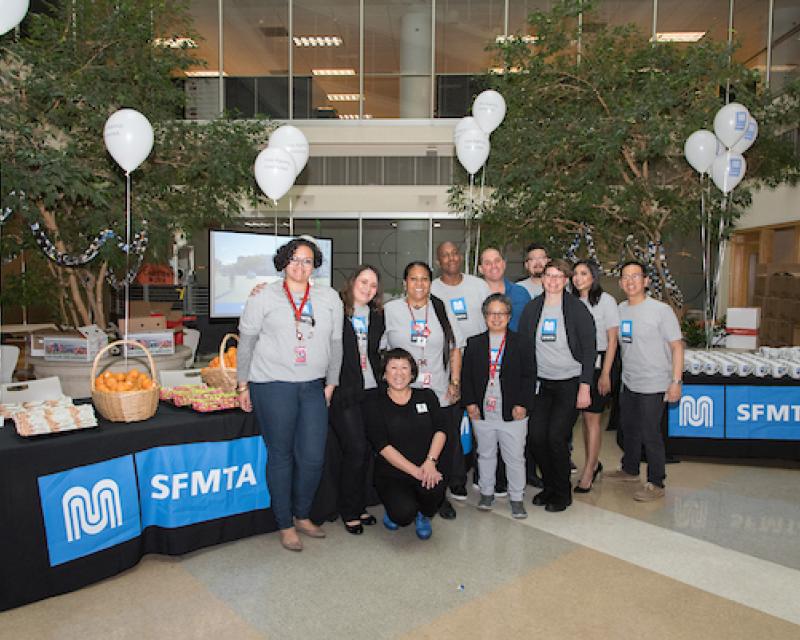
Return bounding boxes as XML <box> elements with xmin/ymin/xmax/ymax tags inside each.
<box><xmin>456</xmin><ymin>0</ymin><xmax>800</xmax><ymax>273</ymax></box>
<box><xmin>0</xmin><ymin>0</ymin><xmax>272</xmax><ymax>325</ymax></box>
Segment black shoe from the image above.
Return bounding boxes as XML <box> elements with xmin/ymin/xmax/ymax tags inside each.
<box><xmin>532</xmin><ymin>492</ymin><xmax>550</xmax><ymax>506</ymax></box>
<box><xmin>665</xmin><ymin>455</ymin><xmax>680</xmax><ymax>464</ymax></box>
<box><xmin>450</xmin><ymin>485</ymin><xmax>468</xmax><ymax>501</ymax></box>
<box><xmin>438</xmin><ymin>499</ymin><xmax>457</xmax><ymax>520</ymax></box>
<box><xmin>344</xmin><ymin>521</ymin><xmax>364</xmax><ymax>535</ymax></box>
<box><xmin>545</xmin><ymin>502</ymin><xmax>569</xmax><ymax>512</ymax></box>
<box><xmin>527</xmin><ymin>475</ymin><xmax>544</xmax><ymax>488</ymax></box>
<box><xmin>592</xmin><ymin>461</ymin><xmax>604</xmax><ymax>481</ymax></box>
<box><xmin>570</xmin><ymin>460</ymin><xmax>577</xmax><ymax>474</ymax></box>
<box><xmin>574</xmin><ymin>482</ymin><xmax>592</xmax><ymax>494</ymax></box>
<box><xmin>359</xmin><ymin>513</ymin><xmax>377</xmax><ymax>526</ymax></box>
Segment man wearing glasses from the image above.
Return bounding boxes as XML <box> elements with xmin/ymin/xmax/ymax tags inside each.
<box><xmin>517</xmin><ymin>243</ymin><xmax>548</xmax><ymax>298</ymax></box>
<box><xmin>606</xmin><ymin>261</ymin><xmax>683</xmax><ymax>502</ymax></box>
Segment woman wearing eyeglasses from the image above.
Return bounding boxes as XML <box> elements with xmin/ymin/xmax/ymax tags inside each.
<box><xmin>461</xmin><ymin>293</ymin><xmax>533</xmax><ymax>519</ymax></box>
<box><xmin>518</xmin><ymin>259</ymin><xmax>596</xmax><ymax>512</ymax></box>
<box><xmin>237</xmin><ymin>238</ymin><xmax>343</xmax><ymax>552</ymax></box>
<box><xmin>571</xmin><ymin>260</ymin><xmax>619</xmax><ymax>493</ymax></box>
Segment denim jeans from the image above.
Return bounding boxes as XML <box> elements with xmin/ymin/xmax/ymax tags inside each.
<box><xmin>250</xmin><ymin>379</ymin><xmax>329</xmax><ymax>529</ymax></box>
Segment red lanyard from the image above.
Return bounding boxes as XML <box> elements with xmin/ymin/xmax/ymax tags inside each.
<box><xmin>283</xmin><ymin>280</ymin><xmax>310</xmax><ymax>322</ymax></box>
<box><xmin>489</xmin><ymin>333</ymin><xmax>506</xmax><ymax>384</ymax></box>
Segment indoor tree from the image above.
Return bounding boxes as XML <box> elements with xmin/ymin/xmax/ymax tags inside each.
<box><xmin>0</xmin><ymin>0</ymin><xmax>271</xmax><ymax>327</ymax></box>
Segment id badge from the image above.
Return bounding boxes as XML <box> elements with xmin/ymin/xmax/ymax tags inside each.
<box><xmin>411</xmin><ymin>319</ymin><xmax>428</xmax><ymax>346</ymax></box>
<box><xmin>485</xmin><ymin>396</ymin><xmax>498</xmax><ymax>413</ymax></box>
<box><xmin>419</xmin><ymin>371</ymin><xmax>432</xmax><ymax>388</ymax></box>
<box><xmin>620</xmin><ymin>320</ymin><xmax>633</xmax><ymax>344</ymax></box>
<box><xmin>360</xmin><ymin>353</ymin><xmax>367</xmax><ymax>371</ymax></box>
<box><xmin>294</xmin><ymin>345</ymin><xmax>307</xmax><ymax>365</ymax></box>
<box><xmin>540</xmin><ymin>318</ymin><xmax>557</xmax><ymax>342</ymax></box>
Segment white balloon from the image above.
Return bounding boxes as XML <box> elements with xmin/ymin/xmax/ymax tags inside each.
<box><xmin>254</xmin><ymin>147</ymin><xmax>296</xmax><ymax>201</ymax></box>
<box><xmin>713</xmin><ymin>102</ymin><xmax>750</xmax><ymax>149</ymax></box>
<box><xmin>103</xmin><ymin>109</ymin><xmax>154</xmax><ymax>173</ymax></box>
<box><xmin>684</xmin><ymin>130</ymin><xmax>718</xmax><ymax>174</ymax></box>
<box><xmin>267</xmin><ymin>125</ymin><xmax>309</xmax><ymax>177</ymax></box>
<box><xmin>472</xmin><ymin>90</ymin><xmax>506</xmax><ymax>135</ymax></box>
<box><xmin>453</xmin><ymin>116</ymin><xmax>481</xmax><ymax>145</ymax></box>
<box><xmin>711</xmin><ymin>152</ymin><xmax>746</xmax><ymax>194</ymax></box>
<box><xmin>456</xmin><ymin>129</ymin><xmax>490</xmax><ymax>175</ymax></box>
<box><xmin>0</xmin><ymin>0</ymin><xmax>28</xmax><ymax>36</ymax></box>
<box><xmin>730</xmin><ymin>117</ymin><xmax>758</xmax><ymax>154</ymax></box>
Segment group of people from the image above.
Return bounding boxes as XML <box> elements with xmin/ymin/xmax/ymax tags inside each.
<box><xmin>235</xmin><ymin>236</ymin><xmax>684</xmax><ymax>551</ymax></box>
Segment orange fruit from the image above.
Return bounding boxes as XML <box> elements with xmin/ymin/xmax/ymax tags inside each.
<box><xmin>127</xmin><ymin>369</ymin><xmax>140</xmax><ymax>380</ymax></box>
<box><xmin>105</xmin><ymin>378</ymin><xmax>118</xmax><ymax>391</ymax></box>
<box><xmin>140</xmin><ymin>379</ymin><xmax>153</xmax><ymax>390</ymax></box>
<box><xmin>114</xmin><ymin>372</ymin><xmax>126</xmax><ymax>381</ymax></box>
<box><xmin>118</xmin><ymin>381</ymin><xmax>133</xmax><ymax>392</ymax></box>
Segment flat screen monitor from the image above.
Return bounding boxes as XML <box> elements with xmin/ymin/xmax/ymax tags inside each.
<box><xmin>209</xmin><ymin>230</ymin><xmax>333</xmax><ymax>319</ymax></box>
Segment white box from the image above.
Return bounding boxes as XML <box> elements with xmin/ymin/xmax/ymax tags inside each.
<box><xmin>725</xmin><ymin>335</ymin><xmax>758</xmax><ymax>350</ymax></box>
<box><xmin>124</xmin><ymin>331</ymin><xmax>175</xmax><ymax>356</ymax></box>
<box><xmin>43</xmin><ymin>325</ymin><xmax>108</xmax><ymax>361</ymax></box>
<box><xmin>727</xmin><ymin>307</ymin><xmax>761</xmax><ymax>331</ymax></box>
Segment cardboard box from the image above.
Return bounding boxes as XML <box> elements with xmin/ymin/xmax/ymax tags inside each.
<box><xmin>118</xmin><ymin>316</ymin><xmax>166</xmax><ymax>334</ymax></box>
<box><xmin>130</xmin><ymin>301</ymin><xmax>183</xmax><ymax>322</ymax></box>
<box><xmin>124</xmin><ymin>331</ymin><xmax>175</xmax><ymax>356</ymax></box>
<box><xmin>43</xmin><ymin>325</ymin><xmax>108</xmax><ymax>361</ymax></box>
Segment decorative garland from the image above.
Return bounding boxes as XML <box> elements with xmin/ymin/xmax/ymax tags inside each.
<box><xmin>564</xmin><ymin>224</ymin><xmax>684</xmax><ymax>308</ymax></box>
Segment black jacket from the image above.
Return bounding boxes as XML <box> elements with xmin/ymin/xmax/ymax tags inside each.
<box><xmin>517</xmin><ymin>294</ymin><xmax>597</xmax><ymax>386</ymax></box>
<box><xmin>460</xmin><ymin>329</ymin><xmax>535</xmax><ymax>421</ymax></box>
<box><xmin>332</xmin><ymin>307</ymin><xmax>385</xmax><ymax>409</ymax></box>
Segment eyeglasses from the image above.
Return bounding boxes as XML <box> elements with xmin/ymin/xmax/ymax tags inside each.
<box><xmin>289</xmin><ymin>257</ymin><xmax>314</xmax><ymax>267</ymax></box>
<box><xmin>486</xmin><ymin>311</ymin><xmax>510</xmax><ymax>317</ymax></box>
<box><xmin>620</xmin><ymin>273</ymin><xmax>644</xmax><ymax>282</ymax></box>
<box><xmin>543</xmin><ymin>273</ymin><xmax>566</xmax><ymax>280</ymax></box>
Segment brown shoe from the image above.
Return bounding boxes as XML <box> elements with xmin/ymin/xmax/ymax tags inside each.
<box><xmin>605</xmin><ymin>469</ymin><xmax>641</xmax><ymax>483</ymax></box>
<box><xmin>294</xmin><ymin>518</ymin><xmax>326</xmax><ymax>538</ymax></box>
<box><xmin>633</xmin><ymin>482</ymin><xmax>665</xmax><ymax>502</ymax></box>
<box><xmin>279</xmin><ymin>528</ymin><xmax>303</xmax><ymax>551</ymax></box>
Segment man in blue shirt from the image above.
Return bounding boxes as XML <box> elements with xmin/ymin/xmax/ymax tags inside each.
<box><xmin>478</xmin><ymin>247</ymin><xmax>531</xmax><ymax>331</ymax></box>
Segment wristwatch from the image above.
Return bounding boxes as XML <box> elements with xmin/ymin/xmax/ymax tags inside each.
<box><xmin>450</xmin><ymin>380</ymin><xmax>460</xmax><ymax>387</ymax></box>
<box><xmin>672</xmin><ymin>379</ymin><xmax>682</xmax><ymax>385</ymax></box>
<box><xmin>426</xmin><ymin>455</ymin><xmax>438</xmax><ymax>464</ymax></box>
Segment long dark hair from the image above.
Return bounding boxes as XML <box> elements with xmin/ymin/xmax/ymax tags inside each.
<box><xmin>572</xmin><ymin>259</ymin><xmax>603</xmax><ymax>306</ymax></box>
<box><xmin>403</xmin><ymin>261</ymin><xmax>455</xmax><ymax>368</ymax></box>
<box><xmin>341</xmin><ymin>264</ymin><xmax>383</xmax><ymax>316</ymax></box>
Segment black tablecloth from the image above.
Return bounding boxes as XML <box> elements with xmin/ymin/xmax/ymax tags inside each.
<box><xmin>0</xmin><ymin>404</ymin><xmax>277</xmax><ymax>612</ymax></box>
<box><xmin>666</xmin><ymin>374</ymin><xmax>800</xmax><ymax>460</ymax></box>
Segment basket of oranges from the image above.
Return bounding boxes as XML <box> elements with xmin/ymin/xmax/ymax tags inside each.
<box><xmin>91</xmin><ymin>340</ymin><xmax>159</xmax><ymax>422</ymax></box>
<box><xmin>201</xmin><ymin>333</ymin><xmax>238</xmax><ymax>392</ymax></box>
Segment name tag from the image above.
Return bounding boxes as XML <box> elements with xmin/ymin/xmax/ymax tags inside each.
<box><xmin>294</xmin><ymin>345</ymin><xmax>307</xmax><ymax>365</ymax></box>
<box><xmin>450</xmin><ymin>297</ymin><xmax>468</xmax><ymax>320</ymax></box>
<box><xmin>620</xmin><ymin>320</ymin><xmax>633</xmax><ymax>344</ymax></box>
<box><xmin>417</xmin><ymin>372</ymin><xmax>432</xmax><ymax>388</ymax></box>
<box><xmin>540</xmin><ymin>318</ymin><xmax>557</xmax><ymax>342</ymax></box>
<box><xmin>416</xmin><ymin>403</ymin><xmax>428</xmax><ymax>413</ymax></box>
<box><xmin>485</xmin><ymin>396</ymin><xmax>498</xmax><ymax>413</ymax></box>
<box><xmin>410</xmin><ymin>319</ymin><xmax>428</xmax><ymax>346</ymax></box>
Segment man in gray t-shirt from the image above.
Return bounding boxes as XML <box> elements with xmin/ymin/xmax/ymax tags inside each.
<box><xmin>517</xmin><ymin>242</ymin><xmax>547</xmax><ymax>298</ymax></box>
<box><xmin>431</xmin><ymin>241</ymin><xmax>491</xmax><ymax>340</ymax></box>
<box><xmin>606</xmin><ymin>262</ymin><xmax>683</xmax><ymax>503</ymax></box>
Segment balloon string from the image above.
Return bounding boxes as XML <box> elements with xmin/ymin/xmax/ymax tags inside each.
<box><xmin>710</xmin><ymin>193</ymin><xmax>729</xmax><ymax>344</ymax></box>
<box><xmin>466</xmin><ymin>174</ymin><xmax>475</xmax><ymax>273</ymax></box>
<box><xmin>474</xmin><ymin>222</ymin><xmax>481</xmax><ymax>274</ymax></box>
<box><xmin>124</xmin><ymin>171</ymin><xmax>131</xmax><ymax>365</ymax></box>
<box><xmin>700</xmin><ymin>176</ymin><xmax>709</xmax><ymax>349</ymax></box>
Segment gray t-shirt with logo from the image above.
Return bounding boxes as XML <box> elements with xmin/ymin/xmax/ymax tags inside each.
<box><xmin>431</xmin><ymin>274</ymin><xmax>491</xmax><ymax>340</ymax></box>
<box><xmin>535</xmin><ymin>303</ymin><xmax>581</xmax><ymax>380</ymax></box>
<box><xmin>618</xmin><ymin>297</ymin><xmax>682</xmax><ymax>394</ymax></box>
<box><xmin>580</xmin><ymin>292</ymin><xmax>620</xmax><ymax>352</ymax></box>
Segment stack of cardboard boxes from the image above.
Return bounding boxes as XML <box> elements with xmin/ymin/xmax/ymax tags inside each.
<box><xmin>753</xmin><ymin>267</ymin><xmax>800</xmax><ymax>347</ymax></box>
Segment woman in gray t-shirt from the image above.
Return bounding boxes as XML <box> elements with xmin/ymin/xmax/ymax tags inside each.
<box><xmin>237</xmin><ymin>238</ymin><xmax>343</xmax><ymax>552</ymax></box>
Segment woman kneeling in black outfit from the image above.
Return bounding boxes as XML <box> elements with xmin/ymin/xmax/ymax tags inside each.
<box><xmin>364</xmin><ymin>348</ymin><xmax>447</xmax><ymax>540</ymax></box>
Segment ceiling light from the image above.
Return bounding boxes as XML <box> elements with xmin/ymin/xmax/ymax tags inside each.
<box><xmin>312</xmin><ymin>68</ymin><xmax>356</xmax><ymax>76</ymax></box>
<box><xmin>294</xmin><ymin>36</ymin><xmax>342</xmax><ymax>47</ymax></box>
<box><xmin>338</xmin><ymin>114</ymin><xmax>372</xmax><ymax>120</ymax></box>
<box><xmin>495</xmin><ymin>35</ymin><xmax>538</xmax><ymax>44</ymax></box>
<box><xmin>185</xmin><ymin>70</ymin><xmax>228</xmax><ymax>77</ymax></box>
<box><xmin>327</xmin><ymin>93</ymin><xmax>361</xmax><ymax>101</ymax></box>
<box><xmin>153</xmin><ymin>37</ymin><xmax>198</xmax><ymax>48</ymax></box>
<box><xmin>652</xmin><ymin>32</ymin><xmax>706</xmax><ymax>43</ymax></box>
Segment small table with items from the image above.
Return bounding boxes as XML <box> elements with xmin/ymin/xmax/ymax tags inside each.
<box><xmin>0</xmin><ymin>403</ymin><xmax>275</xmax><ymax>612</ymax></box>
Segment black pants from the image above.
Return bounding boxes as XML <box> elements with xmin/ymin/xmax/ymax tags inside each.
<box><xmin>329</xmin><ymin>401</ymin><xmax>371</xmax><ymax>522</ymax></box>
<box><xmin>529</xmin><ymin>377</ymin><xmax>579</xmax><ymax>507</ymax></box>
<box><xmin>441</xmin><ymin>404</ymin><xmax>469</xmax><ymax>489</ymax></box>
<box><xmin>619</xmin><ymin>386</ymin><xmax>667</xmax><ymax>486</ymax></box>
<box><xmin>375</xmin><ymin>474</ymin><xmax>446</xmax><ymax>526</ymax></box>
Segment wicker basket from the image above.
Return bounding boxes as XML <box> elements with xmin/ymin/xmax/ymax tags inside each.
<box><xmin>201</xmin><ymin>333</ymin><xmax>238</xmax><ymax>392</ymax></box>
<box><xmin>91</xmin><ymin>340</ymin><xmax>160</xmax><ymax>423</ymax></box>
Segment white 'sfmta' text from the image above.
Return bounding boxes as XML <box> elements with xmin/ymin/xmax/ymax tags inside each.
<box><xmin>150</xmin><ymin>464</ymin><xmax>257</xmax><ymax>500</ymax></box>
<box><xmin>736</xmin><ymin>403</ymin><xmax>800</xmax><ymax>422</ymax></box>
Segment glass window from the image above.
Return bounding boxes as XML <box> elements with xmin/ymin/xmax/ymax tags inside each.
<box><xmin>363</xmin><ymin>219</ymin><xmax>430</xmax><ymax>297</ymax></box>
<box><xmin>223</xmin><ymin>0</ymin><xmax>289</xmax><ymax>118</ymax></box>
<box><xmin>183</xmin><ymin>0</ymin><xmax>221</xmax><ymax>119</ymax></box>
<box><xmin>771</xmin><ymin>1</ymin><xmax>800</xmax><ymax>92</ymax></box>
<box><xmin>291</xmin><ymin>219</ymin><xmax>358</xmax><ymax>290</ymax></box>
<box><xmin>436</xmin><ymin>0</ymin><xmax>505</xmax><ymax>75</ymax></box>
<box><xmin>590</xmin><ymin>0</ymin><xmax>654</xmax><ymax>36</ymax></box>
<box><xmin>656</xmin><ymin>1</ymin><xmax>730</xmax><ymax>45</ymax></box>
<box><xmin>365</xmin><ymin>1</ymin><xmax>433</xmax><ymax>118</ymax></box>
<box><xmin>508</xmin><ymin>1</ymin><xmax>560</xmax><ymax>37</ymax></box>
<box><xmin>733</xmin><ymin>0</ymin><xmax>769</xmax><ymax>67</ymax></box>
<box><xmin>294</xmin><ymin>0</ymin><xmax>360</xmax><ymax>119</ymax></box>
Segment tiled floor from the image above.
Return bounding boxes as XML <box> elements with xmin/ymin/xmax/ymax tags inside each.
<box><xmin>2</xmin><ymin>427</ymin><xmax>799</xmax><ymax>640</ymax></box>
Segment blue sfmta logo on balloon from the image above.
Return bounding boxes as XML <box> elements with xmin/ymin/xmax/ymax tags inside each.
<box><xmin>729</xmin><ymin>158</ymin><xmax>742</xmax><ymax>177</ymax></box>
<box><xmin>735</xmin><ymin>112</ymin><xmax>747</xmax><ymax>130</ymax></box>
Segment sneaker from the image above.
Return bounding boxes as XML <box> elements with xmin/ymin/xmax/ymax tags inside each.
<box><xmin>633</xmin><ymin>482</ymin><xmax>665</xmax><ymax>502</ymax></box>
<box><xmin>415</xmin><ymin>512</ymin><xmax>432</xmax><ymax>540</ymax></box>
<box><xmin>510</xmin><ymin>501</ymin><xmax>528</xmax><ymax>519</ymax></box>
<box><xmin>450</xmin><ymin>485</ymin><xmax>468</xmax><ymax>501</ymax></box>
<box><xmin>477</xmin><ymin>494</ymin><xmax>494</xmax><ymax>511</ymax></box>
<box><xmin>438</xmin><ymin>499</ymin><xmax>457</xmax><ymax>520</ymax></box>
<box><xmin>605</xmin><ymin>469</ymin><xmax>641</xmax><ymax>483</ymax></box>
<box><xmin>383</xmin><ymin>512</ymin><xmax>399</xmax><ymax>531</ymax></box>
<box><xmin>494</xmin><ymin>486</ymin><xmax>508</xmax><ymax>498</ymax></box>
